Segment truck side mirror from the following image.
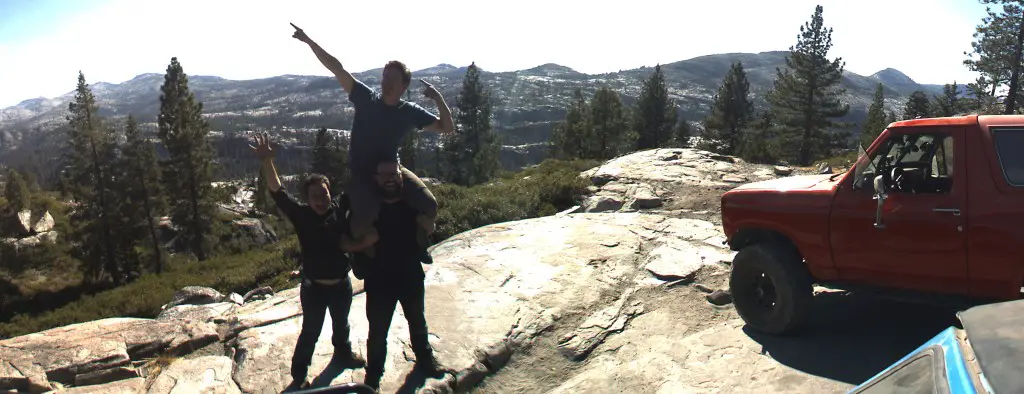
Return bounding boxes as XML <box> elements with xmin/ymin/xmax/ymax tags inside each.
<box><xmin>872</xmin><ymin>174</ymin><xmax>887</xmax><ymax>195</ymax></box>
<box><xmin>872</xmin><ymin>174</ymin><xmax>887</xmax><ymax>229</ymax></box>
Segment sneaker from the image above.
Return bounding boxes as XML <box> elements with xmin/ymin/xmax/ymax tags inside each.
<box><xmin>282</xmin><ymin>378</ymin><xmax>308</xmax><ymax>392</ymax></box>
<box><xmin>330</xmin><ymin>351</ymin><xmax>366</xmax><ymax>369</ymax></box>
<box><xmin>364</xmin><ymin>371</ymin><xmax>382</xmax><ymax>392</ymax></box>
<box><xmin>414</xmin><ymin>354</ymin><xmax>446</xmax><ymax>378</ymax></box>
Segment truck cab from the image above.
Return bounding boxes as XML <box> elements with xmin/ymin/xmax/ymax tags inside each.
<box><xmin>720</xmin><ymin>115</ymin><xmax>1024</xmax><ymax>335</ymax></box>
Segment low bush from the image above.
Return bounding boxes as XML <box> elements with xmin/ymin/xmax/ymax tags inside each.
<box><xmin>432</xmin><ymin>159</ymin><xmax>599</xmax><ymax>241</ymax></box>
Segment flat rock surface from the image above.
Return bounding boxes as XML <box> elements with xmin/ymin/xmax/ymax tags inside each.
<box><xmin>231</xmin><ymin>212</ymin><xmax>701</xmax><ymax>393</ymax></box>
<box><xmin>548</xmin><ymin>319</ymin><xmax>850</xmax><ymax>394</ymax></box>
<box><xmin>148</xmin><ymin>355</ymin><xmax>241</xmax><ymax>394</ymax></box>
<box><xmin>577</xmin><ymin>148</ymin><xmax>815</xmax><ymax>225</ymax></box>
<box><xmin>0</xmin><ymin>317</ymin><xmax>219</xmax><ymax>391</ymax></box>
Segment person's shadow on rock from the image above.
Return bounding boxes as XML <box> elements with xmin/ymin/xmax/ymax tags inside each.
<box><xmin>394</xmin><ymin>369</ymin><xmax>431</xmax><ymax>394</ymax></box>
<box><xmin>309</xmin><ymin>362</ymin><xmax>349</xmax><ymax>388</ymax></box>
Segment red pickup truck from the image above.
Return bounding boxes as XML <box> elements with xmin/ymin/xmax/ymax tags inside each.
<box><xmin>720</xmin><ymin>115</ymin><xmax>1024</xmax><ymax>335</ymax></box>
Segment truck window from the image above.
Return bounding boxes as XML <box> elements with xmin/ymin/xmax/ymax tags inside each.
<box><xmin>992</xmin><ymin>128</ymin><xmax>1024</xmax><ymax>186</ymax></box>
<box><xmin>856</xmin><ymin>132</ymin><xmax>954</xmax><ymax>194</ymax></box>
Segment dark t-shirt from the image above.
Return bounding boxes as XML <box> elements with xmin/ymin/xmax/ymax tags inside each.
<box><xmin>368</xmin><ymin>199</ymin><xmax>425</xmax><ymax>282</ymax></box>
<box><xmin>347</xmin><ymin>80</ymin><xmax>439</xmax><ymax>177</ymax></box>
<box><xmin>271</xmin><ymin>188</ymin><xmax>350</xmax><ymax>280</ymax></box>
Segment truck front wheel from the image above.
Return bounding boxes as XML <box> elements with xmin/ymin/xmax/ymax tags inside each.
<box><xmin>729</xmin><ymin>242</ymin><xmax>813</xmax><ymax>335</ymax></box>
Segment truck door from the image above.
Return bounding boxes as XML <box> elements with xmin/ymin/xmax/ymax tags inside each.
<box><xmin>829</xmin><ymin>126</ymin><xmax>968</xmax><ymax>294</ymax></box>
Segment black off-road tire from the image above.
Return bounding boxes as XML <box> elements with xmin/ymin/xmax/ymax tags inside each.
<box><xmin>729</xmin><ymin>242</ymin><xmax>814</xmax><ymax>335</ymax></box>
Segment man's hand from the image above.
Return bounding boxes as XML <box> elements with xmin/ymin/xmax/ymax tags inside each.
<box><xmin>290</xmin><ymin>22</ymin><xmax>311</xmax><ymax>43</ymax></box>
<box><xmin>420</xmin><ymin>79</ymin><xmax>441</xmax><ymax>101</ymax></box>
<box><xmin>248</xmin><ymin>132</ymin><xmax>275</xmax><ymax>160</ymax></box>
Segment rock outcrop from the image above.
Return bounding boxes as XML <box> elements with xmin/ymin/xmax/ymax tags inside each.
<box><xmin>0</xmin><ymin>149</ymin><xmax>848</xmax><ymax>394</ymax></box>
<box><xmin>2</xmin><ymin>210</ymin><xmax>59</xmax><ymax>252</ymax></box>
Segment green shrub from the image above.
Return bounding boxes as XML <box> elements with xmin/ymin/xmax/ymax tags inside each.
<box><xmin>432</xmin><ymin>159</ymin><xmax>598</xmax><ymax>241</ymax></box>
<box><xmin>0</xmin><ymin>236</ymin><xmax>301</xmax><ymax>338</ymax></box>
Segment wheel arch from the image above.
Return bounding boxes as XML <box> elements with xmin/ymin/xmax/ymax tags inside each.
<box><xmin>728</xmin><ymin>227</ymin><xmax>802</xmax><ymax>260</ymax></box>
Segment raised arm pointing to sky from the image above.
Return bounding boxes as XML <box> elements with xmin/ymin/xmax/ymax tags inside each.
<box><xmin>290</xmin><ymin>22</ymin><xmax>356</xmax><ymax>94</ymax></box>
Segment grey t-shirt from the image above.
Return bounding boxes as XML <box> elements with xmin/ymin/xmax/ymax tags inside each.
<box><xmin>347</xmin><ymin>80</ymin><xmax>439</xmax><ymax>178</ymax></box>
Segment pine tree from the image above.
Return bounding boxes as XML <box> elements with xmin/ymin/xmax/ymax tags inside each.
<box><xmin>310</xmin><ymin>127</ymin><xmax>349</xmax><ymax>195</ymax></box>
<box><xmin>766</xmin><ymin>5</ymin><xmax>851</xmax><ymax>165</ymax></box>
<box><xmin>736</xmin><ymin>110</ymin><xmax>780</xmax><ymax>164</ymax></box>
<box><xmin>964</xmin><ymin>76</ymin><xmax>1002</xmax><ymax>114</ymax></box>
<box><xmin>117</xmin><ymin>115</ymin><xmax>166</xmax><ymax>274</ymax></box>
<box><xmin>311</xmin><ymin>127</ymin><xmax>335</xmax><ymax>184</ymax></box>
<box><xmin>634</xmin><ymin>65</ymin><xmax>677</xmax><ymax>150</ymax></box>
<box><xmin>698</xmin><ymin>61</ymin><xmax>754</xmax><ymax>155</ymax></box>
<box><xmin>673</xmin><ymin>120</ymin><xmax>692</xmax><ymax>148</ymax></box>
<box><xmin>549</xmin><ymin>89</ymin><xmax>590</xmax><ymax>160</ymax></box>
<box><xmin>446</xmin><ymin>62</ymin><xmax>500</xmax><ymax>186</ymax></box>
<box><xmin>886</xmin><ymin>110</ymin><xmax>899</xmax><ymax>125</ymax></box>
<box><xmin>933</xmin><ymin>82</ymin><xmax>964</xmax><ymax>117</ymax></box>
<box><xmin>965</xmin><ymin>1</ymin><xmax>1024</xmax><ymax>113</ymax></box>
<box><xmin>157</xmin><ymin>57</ymin><xmax>217</xmax><ymax>261</ymax></box>
<box><xmin>253</xmin><ymin>170</ymin><xmax>275</xmax><ymax>214</ymax></box>
<box><xmin>588</xmin><ymin>87</ymin><xmax>633</xmax><ymax>160</ymax></box>
<box><xmin>861</xmin><ymin>83</ymin><xmax>888</xmax><ymax>147</ymax></box>
<box><xmin>4</xmin><ymin>169</ymin><xmax>30</xmax><ymax>214</ymax></box>
<box><xmin>65</xmin><ymin>71</ymin><xmax>121</xmax><ymax>283</ymax></box>
<box><xmin>903</xmin><ymin>91</ymin><xmax>933</xmax><ymax>119</ymax></box>
<box><xmin>332</xmin><ymin>133</ymin><xmax>351</xmax><ymax>191</ymax></box>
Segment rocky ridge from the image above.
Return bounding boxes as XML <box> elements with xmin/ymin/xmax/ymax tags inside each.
<box><xmin>0</xmin><ymin>149</ymin><xmax>849</xmax><ymax>394</ymax></box>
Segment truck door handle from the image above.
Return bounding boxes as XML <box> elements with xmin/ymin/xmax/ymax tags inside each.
<box><xmin>933</xmin><ymin>208</ymin><xmax>961</xmax><ymax>216</ymax></box>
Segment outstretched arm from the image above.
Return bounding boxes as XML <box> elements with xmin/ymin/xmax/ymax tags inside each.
<box><xmin>250</xmin><ymin>133</ymin><xmax>283</xmax><ymax>192</ymax></box>
<box><xmin>250</xmin><ymin>133</ymin><xmax>300</xmax><ymax>220</ymax></box>
<box><xmin>418</xmin><ymin>79</ymin><xmax>455</xmax><ymax>134</ymax></box>
<box><xmin>291</xmin><ymin>23</ymin><xmax>357</xmax><ymax>94</ymax></box>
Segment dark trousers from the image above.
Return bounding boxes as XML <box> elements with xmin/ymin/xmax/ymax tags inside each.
<box><xmin>348</xmin><ymin>166</ymin><xmax>437</xmax><ymax>251</ymax></box>
<box><xmin>364</xmin><ymin>278</ymin><xmax>432</xmax><ymax>378</ymax></box>
<box><xmin>291</xmin><ymin>277</ymin><xmax>354</xmax><ymax>381</ymax></box>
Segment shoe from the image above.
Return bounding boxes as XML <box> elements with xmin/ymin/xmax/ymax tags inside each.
<box><xmin>330</xmin><ymin>351</ymin><xmax>366</xmax><ymax>369</ymax></box>
<box><xmin>364</xmin><ymin>371</ymin><xmax>382</xmax><ymax>392</ymax></box>
<box><xmin>421</xmin><ymin>249</ymin><xmax>434</xmax><ymax>265</ymax></box>
<box><xmin>282</xmin><ymin>378</ymin><xmax>308</xmax><ymax>392</ymax></box>
<box><xmin>414</xmin><ymin>354</ymin><xmax>446</xmax><ymax>378</ymax></box>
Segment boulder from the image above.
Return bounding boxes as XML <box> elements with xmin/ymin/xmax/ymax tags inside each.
<box><xmin>163</xmin><ymin>286</ymin><xmax>225</xmax><ymax>310</ymax></box>
<box><xmin>32</xmin><ymin>211</ymin><xmax>55</xmax><ymax>234</ymax></box>
<box><xmin>242</xmin><ymin>286</ymin><xmax>274</xmax><ymax>303</ymax></box>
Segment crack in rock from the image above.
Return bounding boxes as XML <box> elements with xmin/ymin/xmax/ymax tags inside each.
<box><xmin>556</xmin><ymin>286</ymin><xmax>645</xmax><ymax>361</ymax></box>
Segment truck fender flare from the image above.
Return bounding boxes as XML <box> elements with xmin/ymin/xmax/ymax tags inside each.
<box><xmin>728</xmin><ymin>224</ymin><xmax>802</xmax><ymax>258</ymax></box>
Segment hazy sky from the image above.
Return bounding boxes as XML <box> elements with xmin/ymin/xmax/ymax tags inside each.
<box><xmin>0</xmin><ymin>0</ymin><xmax>992</xmax><ymax>108</ymax></box>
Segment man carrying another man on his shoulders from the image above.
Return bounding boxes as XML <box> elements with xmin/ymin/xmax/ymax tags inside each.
<box><xmin>359</xmin><ymin>156</ymin><xmax>448</xmax><ymax>391</ymax></box>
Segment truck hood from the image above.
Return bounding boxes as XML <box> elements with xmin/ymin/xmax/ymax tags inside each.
<box><xmin>730</xmin><ymin>173</ymin><xmax>841</xmax><ymax>193</ymax></box>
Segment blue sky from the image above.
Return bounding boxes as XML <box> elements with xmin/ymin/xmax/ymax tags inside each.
<box><xmin>0</xmin><ymin>0</ymin><xmax>992</xmax><ymax>108</ymax></box>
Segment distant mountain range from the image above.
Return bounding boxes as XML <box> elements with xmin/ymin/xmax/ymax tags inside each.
<box><xmin>0</xmin><ymin>50</ymin><xmax>959</xmax><ymax>182</ymax></box>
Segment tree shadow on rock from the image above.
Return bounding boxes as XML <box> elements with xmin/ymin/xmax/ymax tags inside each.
<box><xmin>744</xmin><ymin>290</ymin><xmax>965</xmax><ymax>385</ymax></box>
